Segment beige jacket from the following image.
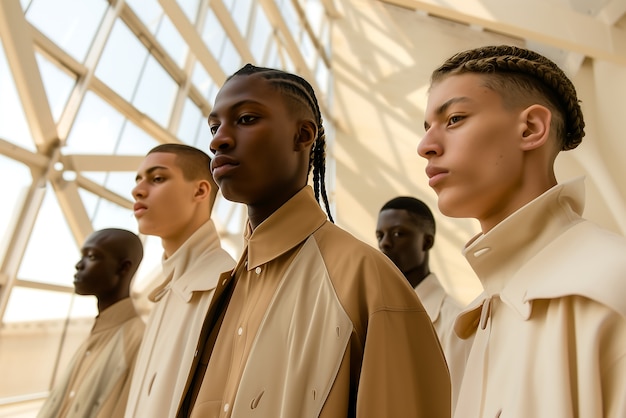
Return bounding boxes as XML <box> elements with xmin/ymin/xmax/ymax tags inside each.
<box><xmin>454</xmin><ymin>178</ymin><xmax>626</xmax><ymax>418</ymax></box>
<box><xmin>189</xmin><ymin>186</ymin><xmax>451</xmax><ymax>417</ymax></box>
<box><xmin>125</xmin><ymin>220</ymin><xmax>235</xmax><ymax>418</ymax></box>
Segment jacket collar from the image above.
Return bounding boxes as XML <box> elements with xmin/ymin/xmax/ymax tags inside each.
<box><xmin>455</xmin><ymin>178</ymin><xmax>586</xmax><ymax>337</ymax></box>
<box><xmin>150</xmin><ymin>220</ymin><xmax>227</xmax><ymax>302</ymax></box>
<box><xmin>244</xmin><ymin>186</ymin><xmax>328</xmax><ymax>271</ymax></box>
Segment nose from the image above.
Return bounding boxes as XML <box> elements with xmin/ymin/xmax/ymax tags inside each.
<box><xmin>75</xmin><ymin>258</ymin><xmax>83</xmax><ymax>271</ymax></box>
<box><xmin>132</xmin><ymin>181</ymin><xmax>145</xmax><ymax>200</ymax></box>
<box><xmin>209</xmin><ymin>125</ymin><xmax>235</xmax><ymax>154</ymax></box>
<box><xmin>417</xmin><ymin>129</ymin><xmax>442</xmax><ymax>160</ymax></box>
<box><xmin>378</xmin><ymin>234</ymin><xmax>392</xmax><ymax>251</ymax></box>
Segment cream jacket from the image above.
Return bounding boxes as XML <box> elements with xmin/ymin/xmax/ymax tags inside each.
<box><xmin>125</xmin><ymin>220</ymin><xmax>235</xmax><ymax>418</ymax></box>
<box><xmin>416</xmin><ymin>273</ymin><xmax>469</xmax><ymax>410</ymax></box>
<box><xmin>454</xmin><ymin>179</ymin><xmax>626</xmax><ymax>418</ymax></box>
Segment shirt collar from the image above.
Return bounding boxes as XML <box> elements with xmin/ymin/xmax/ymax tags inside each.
<box><xmin>415</xmin><ymin>273</ymin><xmax>446</xmax><ymax>322</ymax></box>
<box><xmin>92</xmin><ymin>298</ymin><xmax>138</xmax><ymax>333</ymax></box>
<box><xmin>245</xmin><ymin>186</ymin><xmax>328</xmax><ymax>270</ymax></box>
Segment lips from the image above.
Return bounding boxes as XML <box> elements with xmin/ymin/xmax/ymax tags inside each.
<box><xmin>211</xmin><ymin>154</ymin><xmax>239</xmax><ymax>179</ymax></box>
<box><xmin>425</xmin><ymin>165</ymin><xmax>448</xmax><ymax>187</ymax></box>
<box><xmin>133</xmin><ymin>202</ymin><xmax>147</xmax><ymax>217</ymax></box>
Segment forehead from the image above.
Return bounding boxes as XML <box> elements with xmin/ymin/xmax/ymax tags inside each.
<box><xmin>212</xmin><ymin>74</ymin><xmax>282</xmax><ymax>113</ymax></box>
<box><xmin>426</xmin><ymin>73</ymin><xmax>500</xmax><ymax>113</ymax></box>
<box><xmin>82</xmin><ymin>231</ymin><xmax>112</xmax><ymax>252</ymax></box>
<box><xmin>137</xmin><ymin>152</ymin><xmax>182</xmax><ymax>174</ymax></box>
<box><xmin>377</xmin><ymin>208</ymin><xmax>417</xmax><ymax>227</ymax></box>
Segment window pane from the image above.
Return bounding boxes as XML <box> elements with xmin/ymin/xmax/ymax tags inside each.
<box><xmin>95</xmin><ymin>20</ymin><xmax>149</xmax><ymax>103</ymax></box>
<box><xmin>25</xmin><ymin>0</ymin><xmax>107</xmax><ymax>62</ymax></box>
<box><xmin>90</xmin><ymin>190</ymin><xmax>136</xmax><ymax>232</ymax></box>
<box><xmin>116</xmin><ymin>121</ymin><xmax>160</xmax><ymax>155</ymax></box>
<box><xmin>156</xmin><ymin>15</ymin><xmax>189</xmax><ymax>67</ymax></box>
<box><xmin>191</xmin><ymin>61</ymin><xmax>218</xmax><ymax>101</ymax></box>
<box><xmin>178</xmin><ymin>98</ymin><xmax>203</xmax><ymax>146</ymax></box>
<box><xmin>35</xmin><ymin>52</ymin><xmax>76</xmax><ymax>122</ymax></box>
<box><xmin>125</xmin><ymin>0</ymin><xmax>162</xmax><ymax>32</ymax></box>
<box><xmin>64</xmin><ymin>92</ymin><xmax>125</xmax><ymax>154</ymax></box>
<box><xmin>0</xmin><ymin>157</ymin><xmax>32</xmax><ymax>262</ymax></box>
<box><xmin>177</xmin><ymin>0</ymin><xmax>201</xmax><ymax>23</ymax></box>
<box><xmin>229</xmin><ymin>0</ymin><xmax>253</xmax><ymax>36</ymax></box>
<box><xmin>249</xmin><ymin>5</ymin><xmax>272</xmax><ymax>63</ymax></box>
<box><xmin>131</xmin><ymin>56</ymin><xmax>178</xmax><ymax>127</ymax></box>
<box><xmin>0</xmin><ymin>39</ymin><xmax>36</xmax><ymax>151</ymax></box>
<box><xmin>17</xmin><ymin>186</ymin><xmax>79</xmax><ymax>287</ymax></box>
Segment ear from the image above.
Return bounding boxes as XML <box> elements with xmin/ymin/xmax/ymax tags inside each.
<box><xmin>117</xmin><ymin>259</ymin><xmax>132</xmax><ymax>278</ymax></box>
<box><xmin>294</xmin><ymin>119</ymin><xmax>317</xmax><ymax>151</ymax></box>
<box><xmin>423</xmin><ymin>234</ymin><xmax>435</xmax><ymax>251</ymax></box>
<box><xmin>194</xmin><ymin>179</ymin><xmax>211</xmax><ymax>201</ymax></box>
<box><xmin>519</xmin><ymin>104</ymin><xmax>551</xmax><ymax>151</ymax></box>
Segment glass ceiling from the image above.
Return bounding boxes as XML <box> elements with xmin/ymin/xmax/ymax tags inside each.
<box><xmin>0</xmin><ymin>0</ymin><xmax>334</xmax><ymax>404</ymax></box>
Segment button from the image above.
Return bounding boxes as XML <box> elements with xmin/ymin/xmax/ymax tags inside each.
<box><xmin>85</xmin><ymin>350</ymin><xmax>91</xmax><ymax>356</ymax></box>
<box><xmin>224</xmin><ymin>403</ymin><xmax>230</xmax><ymax>412</ymax></box>
<box><xmin>255</xmin><ymin>266</ymin><xmax>261</xmax><ymax>274</ymax></box>
<box><xmin>69</xmin><ymin>390</ymin><xmax>76</xmax><ymax>398</ymax></box>
<box><xmin>237</xmin><ymin>327</ymin><xmax>243</xmax><ymax>336</ymax></box>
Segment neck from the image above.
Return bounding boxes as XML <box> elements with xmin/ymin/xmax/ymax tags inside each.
<box><xmin>404</xmin><ymin>265</ymin><xmax>430</xmax><ymax>289</ymax></box>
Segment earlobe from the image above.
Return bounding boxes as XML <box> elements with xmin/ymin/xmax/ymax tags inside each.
<box><xmin>520</xmin><ymin>104</ymin><xmax>551</xmax><ymax>151</ymax></box>
<box><xmin>423</xmin><ymin>234</ymin><xmax>434</xmax><ymax>251</ymax></box>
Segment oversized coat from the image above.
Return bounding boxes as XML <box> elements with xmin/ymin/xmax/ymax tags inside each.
<box><xmin>453</xmin><ymin>178</ymin><xmax>626</xmax><ymax>418</ymax></box>
<box><xmin>38</xmin><ymin>298</ymin><xmax>144</xmax><ymax>418</ymax></box>
<box><xmin>189</xmin><ymin>186</ymin><xmax>451</xmax><ymax>418</ymax></box>
<box><xmin>125</xmin><ymin>220</ymin><xmax>235</xmax><ymax>418</ymax></box>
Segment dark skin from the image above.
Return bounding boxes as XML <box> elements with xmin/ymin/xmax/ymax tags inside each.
<box><xmin>208</xmin><ymin>74</ymin><xmax>317</xmax><ymax>230</ymax></box>
<box><xmin>74</xmin><ymin>229</ymin><xmax>143</xmax><ymax>313</ymax></box>
<box><xmin>376</xmin><ymin>208</ymin><xmax>434</xmax><ymax>288</ymax></box>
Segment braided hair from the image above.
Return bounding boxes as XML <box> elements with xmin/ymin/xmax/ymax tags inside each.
<box><xmin>431</xmin><ymin>45</ymin><xmax>585</xmax><ymax>151</ymax></box>
<box><xmin>229</xmin><ymin>64</ymin><xmax>334</xmax><ymax>222</ymax></box>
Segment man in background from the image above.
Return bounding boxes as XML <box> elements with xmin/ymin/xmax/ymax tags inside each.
<box><xmin>38</xmin><ymin>228</ymin><xmax>145</xmax><ymax>418</ymax></box>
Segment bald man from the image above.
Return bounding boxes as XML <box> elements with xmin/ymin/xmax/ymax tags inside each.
<box><xmin>38</xmin><ymin>229</ymin><xmax>145</xmax><ymax>418</ymax></box>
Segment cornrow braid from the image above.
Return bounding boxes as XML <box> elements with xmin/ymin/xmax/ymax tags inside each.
<box><xmin>432</xmin><ymin>45</ymin><xmax>585</xmax><ymax>150</ymax></box>
<box><xmin>230</xmin><ymin>64</ymin><xmax>334</xmax><ymax>222</ymax></box>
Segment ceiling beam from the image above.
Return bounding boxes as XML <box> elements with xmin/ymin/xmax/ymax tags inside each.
<box><xmin>381</xmin><ymin>0</ymin><xmax>626</xmax><ymax>66</ymax></box>
<box><xmin>0</xmin><ymin>0</ymin><xmax>59</xmax><ymax>154</ymax></box>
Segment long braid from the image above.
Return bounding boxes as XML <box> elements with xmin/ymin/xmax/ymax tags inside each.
<box><xmin>432</xmin><ymin>45</ymin><xmax>585</xmax><ymax>151</ymax></box>
<box><xmin>230</xmin><ymin>64</ymin><xmax>334</xmax><ymax>222</ymax></box>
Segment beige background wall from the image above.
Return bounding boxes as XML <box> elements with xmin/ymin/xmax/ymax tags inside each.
<box><xmin>330</xmin><ymin>0</ymin><xmax>626</xmax><ymax>304</ymax></box>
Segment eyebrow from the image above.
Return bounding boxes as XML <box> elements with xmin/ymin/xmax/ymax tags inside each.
<box><xmin>135</xmin><ymin>165</ymin><xmax>168</xmax><ymax>182</ymax></box>
<box><xmin>424</xmin><ymin>96</ymin><xmax>472</xmax><ymax>131</ymax></box>
<box><xmin>208</xmin><ymin>99</ymin><xmax>266</xmax><ymax>119</ymax></box>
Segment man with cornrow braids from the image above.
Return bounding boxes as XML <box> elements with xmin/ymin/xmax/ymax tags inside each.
<box><xmin>180</xmin><ymin>64</ymin><xmax>451</xmax><ymax>418</ymax></box>
<box><xmin>419</xmin><ymin>45</ymin><xmax>626</xmax><ymax>417</ymax></box>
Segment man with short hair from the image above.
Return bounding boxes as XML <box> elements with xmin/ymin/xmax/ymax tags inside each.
<box><xmin>125</xmin><ymin>143</ymin><xmax>236</xmax><ymax>418</ymax></box>
<box><xmin>38</xmin><ymin>228</ymin><xmax>145</xmax><ymax>418</ymax></box>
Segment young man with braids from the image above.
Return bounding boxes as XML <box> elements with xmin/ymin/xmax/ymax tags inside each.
<box><xmin>419</xmin><ymin>45</ymin><xmax>626</xmax><ymax>417</ymax></box>
<box><xmin>125</xmin><ymin>144</ymin><xmax>236</xmax><ymax>418</ymax></box>
<box><xmin>180</xmin><ymin>64</ymin><xmax>450</xmax><ymax>417</ymax></box>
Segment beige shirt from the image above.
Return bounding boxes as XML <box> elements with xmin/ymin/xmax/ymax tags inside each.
<box><xmin>416</xmin><ymin>273</ymin><xmax>469</xmax><ymax>410</ymax></box>
<box><xmin>454</xmin><ymin>178</ymin><xmax>626</xmax><ymax>418</ymax></box>
<box><xmin>38</xmin><ymin>298</ymin><xmax>144</xmax><ymax>418</ymax></box>
<box><xmin>189</xmin><ymin>186</ymin><xmax>450</xmax><ymax>418</ymax></box>
<box><xmin>125</xmin><ymin>220</ymin><xmax>235</xmax><ymax>418</ymax></box>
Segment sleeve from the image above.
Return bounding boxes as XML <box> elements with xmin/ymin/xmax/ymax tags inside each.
<box><xmin>356</xmin><ymin>308</ymin><xmax>451</xmax><ymax>418</ymax></box>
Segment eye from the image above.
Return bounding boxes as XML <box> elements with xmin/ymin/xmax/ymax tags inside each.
<box><xmin>238</xmin><ymin>114</ymin><xmax>257</xmax><ymax>125</ymax></box>
<box><xmin>448</xmin><ymin>115</ymin><xmax>464</xmax><ymax>126</ymax></box>
<box><xmin>152</xmin><ymin>175</ymin><xmax>165</xmax><ymax>183</ymax></box>
<box><xmin>209</xmin><ymin>124</ymin><xmax>219</xmax><ymax>135</ymax></box>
